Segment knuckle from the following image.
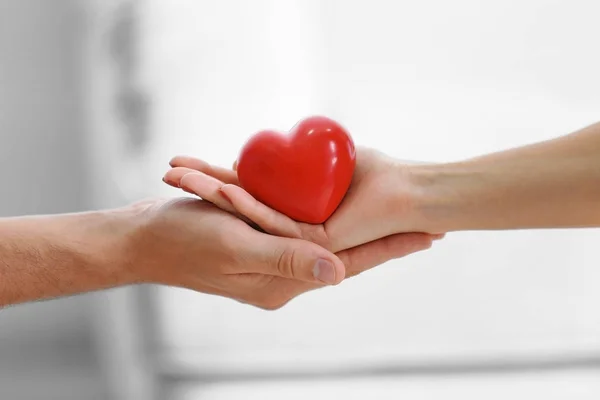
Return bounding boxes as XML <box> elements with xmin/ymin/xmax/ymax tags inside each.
<box><xmin>263</xmin><ymin>209</ymin><xmax>279</xmax><ymax>231</ymax></box>
<box><xmin>248</xmin><ymin>277</ymin><xmax>295</xmax><ymax>311</ymax></box>
<box><xmin>346</xmin><ymin>269</ymin><xmax>362</xmax><ymax>279</ymax></box>
<box><xmin>257</xmin><ymin>296</ymin><xmax>290</xmax><ymax>311</ymax></box>
<box><xmin>249</xmin><ymin>196</ymin><xmax>262</xmax><ymax>215</ymax></box>
<box><xmin>275</xmin><ymin>248</ymin><xmax>297</xmax><ymax>279</ymax></box>
<box><xmin>258</xmin><ymin>302</ymin><xmax>281</xmax><ymax>311</ymax></box>
<box><xmin>236</xmin><ymin>277</ymin><xmax>292</xmax><ymax>311</ymax></box>
<box><xmin>248</xmin><ymin>281</ymin><xmax>293</xmax><ymax>311</ymax></box>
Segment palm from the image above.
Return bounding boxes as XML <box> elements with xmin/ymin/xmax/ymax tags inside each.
<box><xmin>164</xmin><ymin>147</ymin><xmax>437</xmax><ymax>277</ymax></box>
<box><xmin>324</xmin><ymin>148</ymin><xmax>416</xmax><ymax>251</ymax></box>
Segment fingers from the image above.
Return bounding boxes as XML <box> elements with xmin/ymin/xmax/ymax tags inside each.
<box><xmin>250</xmin><ymin>234</ymin><xmax>345</xmax><ymax>285</ymax></box>
<box><xmin>164</xmin><ymin>167</ymin><xmax>237</xmax><ymax>214</ymax></box>
<box><xmin>163</xmin><ymin>164</ymin><xmax>304</xmax><ymax>239</ymax></box>
<box><xmin>163</xmin><ymin>167</ymin><xmax>201</xmax><ymax>188</ymax></box>
<box><xmin>169</xmin><ymin>156</ymin><xmax>240</xmax><ymax>185</ymax></box>
<box><xmin>178</xmin><ymin>172</ymin><xmax>238</xmax><ymax>215</ymax></box>
<box><xmin>231</xmin><ymin>231</ymin><xmax>441</xmax><ymax>310</ymax></box>
<box><xmin>241</xmin><ymin>232</ymin><xmax>440</xmax><ymax>309</ymax></box>
<box><xmin>336</xmin><ymin>232</ymin><xmax>435</xmax><ymax>278</ymax></box>
<box><xmin>220</xmin><ymin>184</ymin><xmax>303</xmax><ymax>239</ymax></box>
<box><xmin>165</xmin><ymin>156</ymin><xmax>302</xmax><ymax>240</ymax></box>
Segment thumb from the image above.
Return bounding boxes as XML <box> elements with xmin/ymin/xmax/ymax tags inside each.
<box><xmin>256</xmin><ymin>235</ymin><xmax>345</xmax><ymax>285</ymax></box>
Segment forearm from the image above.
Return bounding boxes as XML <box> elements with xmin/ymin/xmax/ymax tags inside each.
<box><xmin>0</xmin><ymin>210</ymin><xmax>133</xmax><ymax>307</ymax></box>
<box><xmin>409</xmin><ymin>122</ymin><xmax>600</xmax><ymax>232</ymax></box>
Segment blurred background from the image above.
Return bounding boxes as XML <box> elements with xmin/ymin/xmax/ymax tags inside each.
<box><xmin>1</xmin><ymin>0</ymin><xmax>599</xmax><ymax>399</ymax></box>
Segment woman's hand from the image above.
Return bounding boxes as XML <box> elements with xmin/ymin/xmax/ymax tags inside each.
<box><xmin>163</xmin><ymin>148</ymin><xmax>440</xmax><ymax>277</ymax></box>
<box><xmin>168</xmin><ymin>120</ymin><xmax>600</xmax><ymax>242</ymax></box>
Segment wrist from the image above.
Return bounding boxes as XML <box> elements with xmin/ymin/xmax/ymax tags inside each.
<box><xmin>66</xmin><ymin>208</ymin><xmax>141</xmax><ymax>288</ymax></box>
<box><xmin>403</xmin><ymin>161</ymin><xmax>469</xmax><ymax>233</ymax></box>
<box><xmin>0</xmin><ymin>210</ymin><xmax>140</xmax><ymax>306</ymax></box>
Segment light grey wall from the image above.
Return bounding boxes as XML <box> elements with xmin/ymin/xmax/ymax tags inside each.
<box><xmin>0</xmin><ymin>1</ymin><xmax>104</xmax><ymax>398</ymax></box>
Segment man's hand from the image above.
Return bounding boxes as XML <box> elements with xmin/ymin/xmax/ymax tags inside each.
<box><xmin>125</xmin><ymin>197</ymin><xmax>348</xmax><ymax>309</ymax></box>
<box><xmin>0</xmin><ymin>198</ymin><xmax>346</xmax><ymax>309</ymax></box>
<box><xmin>0</xmin><ymin>196</ymin><xmax>433</xmax><ymax>309</ymax></box>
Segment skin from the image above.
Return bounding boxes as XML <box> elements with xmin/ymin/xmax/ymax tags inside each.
<box><xmin>165</xmin><ymin>121</ymin><xmax>600</xmax><ymax>256</ymax></box>
<box><xmin>165</xmin><ymin>150</ymin><xmax>442</xmax><ymax>256</ymax></box>
<box><xmin>15</xmin><ymin>119</ymin><xmax>593</xmax><ymax>310</ymax></box>
<box><xmin>411</xmin><ymin>121</ymin><xmax>600</xmax><ymax>233</ymax></box>
<box><xmin>0</xmin><ymin>198</ymin><xmax>435</xmax><ymax>310</ymax></box>
<box><xmin>7</xmin><ymin>120</ymin><xmax>596</xmax><ymax>311</ymax></box>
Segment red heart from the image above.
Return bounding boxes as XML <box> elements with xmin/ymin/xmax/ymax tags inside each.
<box><xmin>236</xmin><ymin>116</ymin><xmax>356</xmax><ymax>224</ymax></box>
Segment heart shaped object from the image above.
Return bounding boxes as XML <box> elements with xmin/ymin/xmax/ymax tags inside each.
<box><xmin>236</xmin><ymin>116</ymin><xmax>356</xmax><ymax>224</ymax></box>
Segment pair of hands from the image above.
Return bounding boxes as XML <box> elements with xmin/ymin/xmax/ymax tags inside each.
<box><xmin>152</xmin><ymin>148</ymin><xmax>441</xmax><ymax>309</ymax></box>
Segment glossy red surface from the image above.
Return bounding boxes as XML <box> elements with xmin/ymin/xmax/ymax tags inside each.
<box><xmin>236</xmin><ymin>116</ymin><xmax>356</xmax><ymax>224</ymax></box>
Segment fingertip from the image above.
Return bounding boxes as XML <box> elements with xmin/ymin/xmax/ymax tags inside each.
<box><xmin>313</xmin><ymin>253</ymin><xmax>346</xmax><ymax>285</ymax></box>
<box><xmin>219</xmin><ymin>183</ymin><xmax>233</xmax><ymax>198</ymax></box>
<box><xmin>410</xmin><ymin>232</ymin><xmax>439</xmax><ymax>246</ymax></box>
<box><xmin>386</xmin><ymin>232</ymin><xmax>435</xmax><ymax>255</ymax></box>
<box><xmin>179</xmin><ymin>172</ymin><xmax>199</xmax><ymax>189</ymax></box>
<box><xmin>220</xmin><ymin>183</ymin><xmax>243</xmax><ymax>200</ymax></box>
<box><xmin>263</xmin><ymin>234</ymin><xmax>345</xmax><ymax>286</ymax></box>
<box><xmin>218</xmin><ymin>185</ymin><xmax>232</xmax><ymax>204</ymax></box>
<box><xmin>170</xmin><ymin>155</ymin><xmax>211</xmax><ymax>171</ymax></box>
<box><xmin>413</xmin><ymin>233</ymin><xmax>435</xmax><ymax>249</ymax></box>
<box><xmin>169</xmin><ymin>155</ymin><xmax>186</xmax><ymax>167</ymax></box>
<box><xmin>332</xmin><ymin>257</ymin><xmax>347</xmax><ymax>284</ymax></box>
<box><xmin>179</xmin><ymin>172</ymin><xmax>205</xmax><ymax>196</ymax></box>
<box><xmin>163</xmin><ymin>170</ymin><xmax>180</xmax><ymax>188</ymax></box>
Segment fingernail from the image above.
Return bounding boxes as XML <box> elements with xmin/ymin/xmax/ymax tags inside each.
<box><xmin>313</xmin><ymin>259</ymin><xmax>336</xmax><ymax>284</ymax></box>
<box><xmin>162</xmin><ymin>176</ymin><xmax>177</xmax><ymax>187</ymax></box>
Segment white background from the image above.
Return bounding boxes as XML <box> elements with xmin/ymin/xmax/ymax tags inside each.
<box><xmin>128</xmin><ymin>0</ymin><xmax>600</xmax><ymax>374</ymax></box>
<box><xmin>2</xmin><ymin>1</ymin><xmax>598</xmax><ymax>399</ymax></box>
